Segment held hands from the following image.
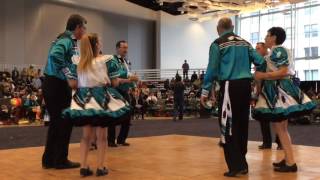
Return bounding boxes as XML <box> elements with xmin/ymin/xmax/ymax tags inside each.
<box><xmin>67</xmin><ymin>79</ymin><xmax>78</xmax><ymax>89</ymax></box>
<box><xmin>129</xmin><ymin>74</ymin><xmax>139</xmax><ymax>82</ymax></box>
<box><xmin>254</xmin><ymin>71</ymin><xmax>266</xmax><ymax>80</ymax></box>
<box><xmin>200</xmin><ymin>94</ymin><xmax>216</xmax><ymax>109</ymax></box>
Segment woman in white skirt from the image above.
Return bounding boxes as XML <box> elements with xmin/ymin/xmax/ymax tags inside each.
<box><xmin>254</xmin><ymin>27</ymin><xmax>316</xmax><ymax>172</ymax></box>
<box><xmin>62</xmin><ymin>33</ymin><xmax>131</xmax><ymax>177</ymax></box>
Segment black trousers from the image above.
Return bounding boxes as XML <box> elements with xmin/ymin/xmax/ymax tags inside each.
<box><xmin>174</xmin><ymin>97</ymin><xmax>184</xmax><ymax>119</ymax></box>
<box><xmin>259</xmin><ymin>120</ymin><xmax>281</xmax><ymax>147</ymax></box>
<box><xmin>219</xmin><ymin>79</ymin><xmax>251</xmax><ymax>172</ymax></box>
<box><xmin>42</xmin><ymin>76</ymin><xmax>72</xmax><ymax>165</ymax></box>
<box><xmin>108</xmin><ymin>90</ymin><xmax>131</xmax><ymax>144</ymax></box>
<box><xmin>183</xmin><ymin>71</ymin><xmax>188</xmax><ymax>79</ymax></box>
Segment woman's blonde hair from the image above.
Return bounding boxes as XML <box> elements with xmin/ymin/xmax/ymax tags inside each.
<box><xmin>78</xmin><ymin>33</ymin><xmax>99</xmax><ymax>73</ymax></box>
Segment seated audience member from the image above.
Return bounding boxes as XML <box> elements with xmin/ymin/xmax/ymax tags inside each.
<box><xmin>190</xmin><ymin>71</ymin><xmax>198</xmax><ymax>83</ymax></box>
<box><xmin>146</xmin><ymin>92</ymin><xmax>158</xmax><ymax>105</ymax></box>
<box><xmin>23</xmin><ymin>93</ymin><xmax>40</xmax><ymax>122</ymax></box>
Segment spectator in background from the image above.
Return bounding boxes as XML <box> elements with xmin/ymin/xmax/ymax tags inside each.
<box><xmin>32</xmin><ymin>75</ymin><xmax>42</xmax><ymax>90</ymax></box>
<box><xmin>191</xmin><ymin>71</ymin><xmax>198</xmax><ymax>83</ymax></box>
<box><xmin>24</xmin><ymin>93</ymin><xmax>40</xmax><ymax>122</ymax></box>
<box><xmin>200</xmin><ymin>70</ymin><xmax>205</xmax><ymax>81</ymax></box>
<box><xmin>27</xmin><ymin>65</ymin><xmax>35</xmax><ymax>78</ymax></box>
<box><xmin>12</xmin><ymin>67</ymin><xmax>19</xmax><ymax>81</ymax></box>
<box><xmin>173</xmin><ymin>75</ymin><xmax>185</xmax><ymax>121</ymax></box>
<box><xmin>164</xmin><ymin>79</ymin><xmax>170</xmax><ymax>91</ymax></box>
<box><xmin>3</xmin><ymin>68</ymin><xmax>10</xmax><ymax>78</ymax></box>
<box><xmin>146</xmin><ymin>92</ymin><xmax>158</xmax><ymax>105</ymax></box>
<box><xmin>182</xmin><ymin>60</ymin><xmax>189</xmax><ymax>80</ymax></box>
<box><xmin>37</xmin><ymin>68</ymin><xmax>42</xmax><ymax>77</ymax></box>
<box><xmin>21</xmin><ymin>68</ymin><xmax>27</xmax><ymax>78</ymax></box>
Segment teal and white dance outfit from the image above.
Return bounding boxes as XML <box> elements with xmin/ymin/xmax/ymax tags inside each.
<box><xmin>62</xmin><ymin>55</ymin><xmax>131</xmax><ymax>127</ymax></box>
<box><xmin>253</xmin><ymin>46</ymin><xmax>316</xmax><ymax>122</ymax></box>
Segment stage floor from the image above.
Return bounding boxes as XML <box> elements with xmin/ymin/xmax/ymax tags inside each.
<box><xmin>0</xmin><ymin>135</ymin><xmax>319</xmax><ymax>180</ymax></box>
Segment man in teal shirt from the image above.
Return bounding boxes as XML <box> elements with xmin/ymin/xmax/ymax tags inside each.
<box><xmin>200</xmin><ymin>17</ymin><xmax>265</xmax><ymax>177</ymax></box>
<box><xmin>42</xmin><ymin>14</ymin><xmax>86</xmax><ymax>169</ymax></box>
<box><xmin>107</xmin><ymin>40</ymin><xmax>138</xmax><ymax>147</ymax></box>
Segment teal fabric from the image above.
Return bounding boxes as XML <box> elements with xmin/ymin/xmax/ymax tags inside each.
<box><xmin>202</xmin><ymin>30</ymin><xmax>266</xmax><ymax>96</ymax></box>
<box><xmin>262</xmin><ymin>79</ymin><xmax>304</xmax><ymax>109</ymax></box>
<box><xmin>253</xmin><ymin>101</ymin><xmax>316</xmax><ymax>121</ymax></box>
<box><xmin>270</xmin><ymin>47</ymin><xmax>289</xmax><ymax>67</ymax></box>
<box><xmin>23</xmin><ymin>99</ymin><xmax>39</xmax><ymax>111</ymax></box>
<box><xmin>261</xmin><ymin>80</ymin><xmax>278</xmax><ymax>109</ymax></box>
<box><xmin>62</xmin><ymin>86</ymin><xmax>131</xmax><ymax>120</ymax></box>
<box><xmin>44</xmin><ymin>30</ymin><xmax>78</xmax><ymax>81</ymax></box>
<box><xmin>106</xmin><ymin>55</ymin><xmax>135</xmax><ymax>92</ymax></box>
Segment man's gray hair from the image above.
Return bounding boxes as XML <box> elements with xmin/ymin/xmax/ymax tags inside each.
<box><xmin>218</xmin><ymin>17</ymin><xmax>233</xmax><ymax>30</ymax></box>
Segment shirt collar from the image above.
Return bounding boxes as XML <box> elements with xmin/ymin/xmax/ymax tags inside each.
<box><xmin>64</xmin><ymin>30</ymin><xmax>77</xmax><ymax>40</ymax></box>
<box><xmin>219</xmin><ymin>29</ymin><xmax>233</xmax><ymax>37</ymax></box>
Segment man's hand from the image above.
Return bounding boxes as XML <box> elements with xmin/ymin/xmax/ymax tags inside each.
<box><xmin>67</xmin><ymin>79</ymin><xmax>78</xmax><ymax>89</ymax></box>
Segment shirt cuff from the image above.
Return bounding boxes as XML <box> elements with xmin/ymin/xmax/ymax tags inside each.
<box><xmin>62</xmin><ymin>67</ymin><xmax>77</xmax><ymax>80</ymax></box>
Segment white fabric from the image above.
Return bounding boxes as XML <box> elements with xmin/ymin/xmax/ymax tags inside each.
<box><xmin>265</xmin><ymin>45</ymin><xmax>295</xmax><ymax>76</ymax></box>
<box><xmin>107</xmin><ymin>92</ymin><xmax>126</xmax><ymax>111</ymax></box>
<box><xmin>78</xmin><ymin>55</ymin><xmax>113</xmax><ymax>88</ymax></box>
<box><xmin>255</xmin><ymin>87</ymin><xmax>312</xmax><ymax>109</ymax></box>
<box><xmin>221</xmin><ymin>81</ymin><xmax>232</xmax><ymax>144</ymax></box>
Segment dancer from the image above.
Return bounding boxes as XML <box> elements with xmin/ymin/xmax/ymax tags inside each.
<box><xmin>42</xmin><ymin>14</ymin><xmax>86</xmax><ymax>169</ymax></box>
<box><xmin>255</xmin><ymin>42</ymin><xmax>282</xmax><ymax>150</ymax></box>
<box><xmin>107</xmin><ymin>41</ymin><xmax>139</xmax><ymax>147</ymax></box>
<box><xmin>254</xmin><ymin>27</ymin><xmax>316</xmax><ymax>172</ymax></box>
<box><xmin>62</xmin><ymin>33</ymin><xmax>131</xmax><ymax>177</ymax></box>
<box><xmin>200</xmin><ymin>17</ymin><xmax>266</xmax><ymax>177</ymax></box>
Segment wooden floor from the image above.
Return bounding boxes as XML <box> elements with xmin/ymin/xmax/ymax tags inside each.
<box><xmin>0</xmin><ymin>135</ymin><xmax>319</xmax><ymax>180</ymax></box>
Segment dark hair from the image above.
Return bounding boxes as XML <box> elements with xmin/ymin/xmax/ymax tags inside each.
<box><xmin>268</xmin><ymin>27</ymin><xmax>286</xmax><ymax>45</ymax></box>
<box><xmin>66</xmin><ymin>14</ymin><xmax>87</xmax><ymax>31</ymax></box>
<box><xmin>256</xmin><ymin>42</ymin><xmax>265</xmax><ymax>46</ymax></box>
<box><xmin>116</xmin><ymin>40</ymin><xmax>127</xmax><ymax>49</ymax></box>
<box><xmin>176</xmin><ymin>76</ymin><xmax>182</xmax><ymax>82</ymax></box>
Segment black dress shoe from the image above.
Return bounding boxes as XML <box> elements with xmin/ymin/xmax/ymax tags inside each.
<box><xmin>274</xmin><ymin>163</ymin><xmax>298</xmax><ymax>172</ymax></box>
<box><xmin>108</xmin><ymin>143</ymin><xmax>118</xmax><ymax>147</ymax></box>
<box><xmin>96</xmin><ymin>167</ymin><xmax>109</xmax><ymax>176</ymax></box>
<box><xmin>80</xmin><ymin>167</ymin><xmax>93</xmax><ymax>177</ymax></box>
<box><xmin>272</xmin><ymin>159</ymin><xmax>286</xmax><ymax>167</ymax></box>
<box><xmin>42</xmin><ymin>163</ymin><xmax>55</xmax><ymax>169</ymax></box>
<box><xmin>239</xmin><ymin>168</ymin><xmax>249</xmax><ymax>175</ymax></box>
<box><xmin>55</xmin><ymin>160</ymin><xmax>80</xmax><ymax>169</ymax></box>
<box><xmin>259</xmin><ymin>144</ymin><xmax>271</xmax><ymax>149</ymax></box>
<box><xmin>223</xmin><ymin>171</ymin><xmax>240</xmax><ymax>177</ymax></box>
<box><xmin>117</xmin><ymin>142</ymin><xmax>130</xmax><ymax>146</ymax></box>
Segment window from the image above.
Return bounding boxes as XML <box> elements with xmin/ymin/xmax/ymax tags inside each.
<box><xmin>305</xmin><ymin>48</ymin><xmax>311</xmax><ymax>58</ymax></box>
<box><xmin>250</xmin><ymin>32</ymin><xmax>259</xmax><ymax>45</ymax></box>
<box><xmin>305</xmin><ymin>70</ymin><xmax>311</xmax><ymax>80</ymax></box>
<box><xmin>304</xmin><ymin>70</ymin><xmax>318</xmax><ymax>80</ymax></box>
<box><xmin>285</xmin><ymin>27</ymin><xmax>293</xmax><ymax>39</ymax></box>
<box><xmin>304</xmin><ymin>24</ymin><xmax>318</xmax><ymax>38</ymax></box>
<box><xmin>311</xmin><ymin>47</ymin><xmax>319</xmax><ymax>57</ymax></box>
<box><xmin>304</xmin><ymin>47</ymin><xmax>318</xmax><ymax>58</ymax></box>
<box><xmin>238</xmin><ymin>0</ymin><xmax>320</xmax><ymax>82</ymax></box>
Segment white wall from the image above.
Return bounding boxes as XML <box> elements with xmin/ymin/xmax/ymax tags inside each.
<box><xmin>159</xmin><ymin>12</ymin><xmax>220</xmax><ymax>69</ymax></box>
<box><xmin>0</xmin><ymin>0</ymin><xmax>156</xmax><ymax>70</ymax></box>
